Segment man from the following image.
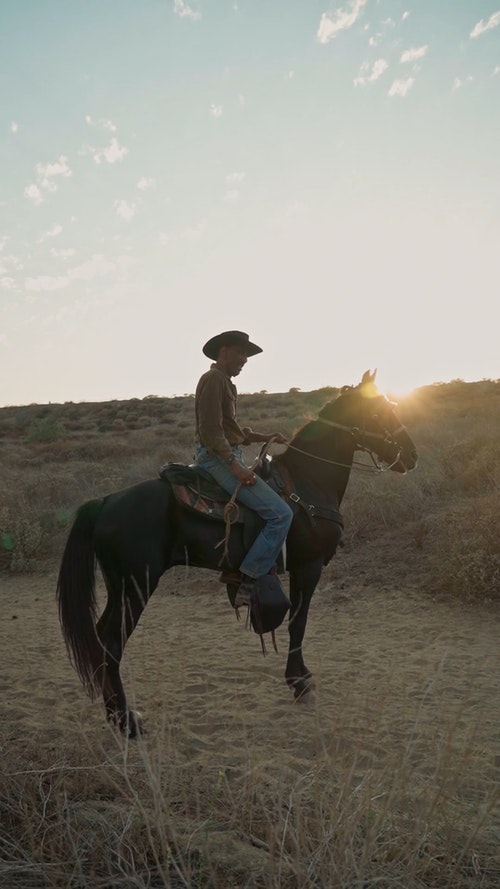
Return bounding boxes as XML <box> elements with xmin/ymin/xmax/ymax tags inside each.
<box><xmin>195</xmin><ymin>330</ymin><xmax>293</xmax><ymax>602</ymax></box>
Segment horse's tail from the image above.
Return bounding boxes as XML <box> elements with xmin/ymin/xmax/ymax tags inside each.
<box><xmin>56</xmin><ymin>498</ymin><xmax>105</xmax><ymax>699</ymax></box>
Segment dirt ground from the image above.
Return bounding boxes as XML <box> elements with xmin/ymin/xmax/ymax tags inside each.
<box><xmin>1</xmin><ymin>540</ymin><xmax>500</xmax><ymax>882</ymax></box>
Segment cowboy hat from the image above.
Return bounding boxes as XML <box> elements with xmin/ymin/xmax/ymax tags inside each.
<box><xmin>202</xmin><ymin>330</ymin><xmax>263</xmax><ymax>360</ymax></box>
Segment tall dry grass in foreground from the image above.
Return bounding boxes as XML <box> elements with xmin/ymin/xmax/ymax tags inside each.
<box><xmin>2</xmin><ymin>691</ymin><xmax>499</xmax><ymax>888</ymax></box>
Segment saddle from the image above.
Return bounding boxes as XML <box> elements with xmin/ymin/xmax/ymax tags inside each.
<box><xmin>158</xmin><ymin>462</ymin><xmax>289</xmax><ymax>650</ymax></box>
<box><xmin>159</xmin><ymin>456</ymin><xmax>343</xmax><ymax>553</ymax></box>
<box><xmin>158</xmin><ymin>461</ymin><xmax>264</xmax><ymax>549</ymax></box>
<box><xmin>158</xmin><ymin>460</ymin><xmax>343</xmax><ymax>650</ymax></box>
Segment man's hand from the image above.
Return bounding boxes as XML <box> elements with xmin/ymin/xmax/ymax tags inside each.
<box><xmin>232</xmin><ymin>462</ymin><xmax>257</xmax><ymax>486</ymax></box>
<box><xmin>268</xmin><ymin>432</ymin><xmax>287</xmax><ymax>445</ymax></box>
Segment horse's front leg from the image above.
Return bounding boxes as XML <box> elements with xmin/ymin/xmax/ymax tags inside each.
<box><xmin>286</xmin><ymin>560</ymin><xmax>323</xmax><ymax>699</ymax></box>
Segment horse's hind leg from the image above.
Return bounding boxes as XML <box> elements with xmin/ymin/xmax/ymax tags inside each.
<box><xmin>96</xmin><ymin>566</ymin><xmax>159</xmax><ymax>737</ymax></box>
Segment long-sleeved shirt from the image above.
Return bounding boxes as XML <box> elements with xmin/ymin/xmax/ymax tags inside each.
<box><xmin>195</xmin><ymin>364</ymin><xmax>249</xmax><ymax>456</ymax></box>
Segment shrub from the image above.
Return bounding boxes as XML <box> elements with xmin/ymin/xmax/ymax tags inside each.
<box><xmin>0</xmin><ymin>506</ymin><xmax>45</xmax><ymax>572</ymax></box>
<box><xmin>27</xmin><ymin>417</ymin><xmax>66</xmax><ymax>443</ymax></box>
<box><xmin>425</xmin><ymin>493</ymin><xmax>500</xmax><ymax>602</ymax></box>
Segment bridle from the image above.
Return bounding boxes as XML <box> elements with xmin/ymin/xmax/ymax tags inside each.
<box><xmin>282</xmin><ymin>414</ymin><xmax>408</xmax><ymax>474</ymax></box>
<box><xmin>317</xmin><ymin>415</ymin><xmax>407</xmax><ymax>471</ymax></box>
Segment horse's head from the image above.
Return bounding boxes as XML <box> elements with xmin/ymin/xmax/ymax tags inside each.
<box><xmin>318</xmin><ymin>370</ymin><xmax>418</xmax><ymax>473</ymax></box>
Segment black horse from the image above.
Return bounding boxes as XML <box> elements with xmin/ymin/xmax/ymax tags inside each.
<box><xmin>57</xmin><ymin>371</ymin><xmax>417</xmax><ymax>736</ymax></box>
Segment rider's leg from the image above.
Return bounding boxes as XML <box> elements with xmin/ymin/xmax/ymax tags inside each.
<box><xmin>195</xmin><ymin>447</ymin><xmax>293</xmax><ymax>578</ymax></box>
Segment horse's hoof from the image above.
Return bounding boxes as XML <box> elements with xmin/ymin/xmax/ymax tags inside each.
<box><xmin>128</xmin><ymin>709</ymin><xmax>146</xmax><ymax>738</ymax></box>
<box><xmin>115</xmin><ymin>709</ymin><xmax>145</xmax><ymax>738</ymax></box>
<box><xmin>293</xmin><ymin>681</ymin><xmax>311</xmax><ymax>701</ymax></box>
<box><xmin>286</xmin><ymin>675</ymin><xmax>314</xmax><ymax>700</ymax></box>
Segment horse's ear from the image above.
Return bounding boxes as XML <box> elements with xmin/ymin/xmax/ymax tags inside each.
<box><xmin>361</xmin><ymin>369</ymin><xmax>377</xmax><ymax>385</ymax></box>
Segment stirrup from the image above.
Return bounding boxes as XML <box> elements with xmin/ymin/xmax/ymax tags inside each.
<box><xmin>219</xmin><ymin>570</ymin><xmax>242</xmax><ymax>585</ymax></box>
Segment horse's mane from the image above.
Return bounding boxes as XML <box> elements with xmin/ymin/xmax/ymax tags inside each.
<box><xmin>289</xmin><ymin>388</ymin><xmax>353</xmax><ymax>445</ymax></box>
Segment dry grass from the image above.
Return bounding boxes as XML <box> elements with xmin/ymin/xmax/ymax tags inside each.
<box><xmin>1</xmin><ymin>380</ymin><xmax>500</xmax><ymax>886</ymax></box>
<box><xmin>1</xmin><ymin>380</ymin><xmax>500</xmax><ymax>600</ymax></box>
<box><xmin>2</xmin><ymin>695</ymin><xmax>499</xmax><ymax>889</ymax></box>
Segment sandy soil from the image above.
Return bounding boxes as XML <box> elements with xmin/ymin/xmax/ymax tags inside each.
<box><xmin>1</xmin><ymin>542</ymin><xmax>499</xmax><ymax>881</ymax></box>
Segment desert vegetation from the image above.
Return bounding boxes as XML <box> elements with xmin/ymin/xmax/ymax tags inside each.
<box><xmin>1</xmin><ymin>380</ymin><xmax>499</xmax><ymax>601</ymax></box>
<box><xmin>1</xmin><ymin>380</ymin><xmax>499</xmax><ymax>887</ymax></box>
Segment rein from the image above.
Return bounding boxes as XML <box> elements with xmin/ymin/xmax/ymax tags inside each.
<box><xmin>254</xmin><ymin>426</ymin><xmax>404</xmax><ymax>475</ymax></box>
<box><xmin>284</xmin><ymin>442</ymin><xmax>384</xmax><ymax>473</ymax></box>
<box><xmin>279</xmin><ymin>418</ymin><xmax>406</xmax><ymax>473</ymax></box>
<box><xmin>254</xmin><ymin>408</ymin><xmax>406</xmax><ymax>474</ymax></box>
<box><xmin>310</xmin><ymin>416</ymin><xmax>406</xmax><ymax>473</ymax></box>
<box><xmin>316</xmin><ymin>416</ymin><xmax>406</xmax><ymax>441</ymax></box>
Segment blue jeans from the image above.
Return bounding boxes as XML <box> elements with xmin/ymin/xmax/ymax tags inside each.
<box><xmin>195</xmin><ymin>447</ymin><xmax>293</xmax><ymax>578</ymax></box>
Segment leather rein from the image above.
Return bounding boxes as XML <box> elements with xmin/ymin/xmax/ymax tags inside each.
<box><xmin>282</xmin><ymin>417</ymin><xmax>408</xmax><ymax>474</ymax></box>
<box><xmin>250</xmin><ymin>416</ymin><xmax>407</xmax><ymax>533</ymax></box>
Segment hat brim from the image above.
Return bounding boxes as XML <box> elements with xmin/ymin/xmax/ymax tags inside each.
<box><xmin>202</xmin><ymin>332</ymin><xmax>263</xmax><ymax>360</ymax></box>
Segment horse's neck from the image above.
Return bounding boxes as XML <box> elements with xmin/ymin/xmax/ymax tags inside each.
<box><xmin>278</xmin><ymin>427</ymin><xmax>354</xmax><ymax>504</ymax></box>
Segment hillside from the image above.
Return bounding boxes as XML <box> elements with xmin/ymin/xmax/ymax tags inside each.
<box><xmin>1</xmin><ymin>379</ymin><xmax>499</xmax><ymax>601</ymax></box>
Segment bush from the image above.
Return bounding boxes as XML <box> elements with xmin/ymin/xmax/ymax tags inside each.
<box><xmin>27</xmin><ymin>417</ymin><xmax>66</xmax><ymax>443</ymax></box>
<box><xmin>425</xmin><ymin>493</ymin><xmax>500</xmax><ymax>602</ymax></box>
<box><xmin>0</xmin><ymin>506</ymin><xmax>45</xmax><ymax>572</ymax></box>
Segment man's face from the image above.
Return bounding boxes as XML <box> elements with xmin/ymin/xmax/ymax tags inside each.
<box><xmin>221</xmin><ymin>344</ymin><xmax>249</xmax><ymax>377</ymax></box>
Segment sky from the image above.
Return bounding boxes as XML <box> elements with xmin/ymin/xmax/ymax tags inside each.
<box><xmin>1</xmin><ymin>0</ymin><xmax>499</xmax><ymax>406</ymax></box>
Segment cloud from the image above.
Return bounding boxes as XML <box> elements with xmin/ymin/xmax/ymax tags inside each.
<box><xmin>35</xmin><ymin>155</ymin><xmax>72</xmax><ymax>191</ymax></box>
<box><xmin>10</xmin><ymin>121</ymin><xmax>18</xmax><ymax>134</ymax></box>
<box><xmin>317</xmin><ymin>0</ymin><xmax>367</xmax><ymax>44</ymax></box>
<box><xmin>91</xmin><ymin>137</ymin><xmax>129</xmax><ymax>164</ymax></box>
<box><xmin>388</xmin><ymin>77</ymin><xmax>415</xmax><ymax>97</ymax></box>
<box><xmin>24</xmin><ymin>253</ymin><xmax>119</xmax><ymax>292</ymax></box>
<box><xmin>470</xmin><ymin>11</ymin><xmax>500</xmax><ymax>38</ymax></box>
<box><xmin>50</xmin><ymin>247</ymin><xmax>76</xmax><ymax>259</ymax></box>
<box><xmin>400</xmin><ymin>45</ymin><xmax>428</xmax><ymax>63</ymax></box>
<box><xmin>85</xmin><ymin>115</ymin><xmax>117</xmax><ymax>132</ymax></box>
<box><xmin>24</xmin><ymin>184</ymin><xmax>44</xmax><ymax>205</ymax></box>
<box><xmin>25</xmin><ymin>155</ymin><xmax>72</xmax><ymax>203</ymax></box>
<box><xmin>226</xmin><ymin>172</ymin><xmax>245</xmax><ymax>184</ymax></box>
<box><xmin>210</xmin><ymin>104</ymin><xmax>223</xmax><ymax>118</ymax></box>
<box><xmin>1</xmin><ymin>278</ymin><xmax>16</xmax><ymax>291</ymax></box>
<box><xmin>452</xmin><ymin>75</ymin><xmax>474</xmax><ymax>90</ymax></box>
<box><xmin>137</xmin><ymin>177</ymin><xmax>155</xmax><ymax>190</ymax></box>
<box><xmin>38</xmin><ymin>224</ymin><xmax>63</xmax><ymax>242</ymax></box>
<box><xmin>174</xmin><ymin>0</ymin><xmax>201</xmax><ymax>20</ymax></box>
<box><xmin>0</xmin><ymin>253</ymin><xmax>23</xmax><ymax>273</ymax></box>
<box><xmin>224</xmin><ymin>172</ymin><xmax>245</xmax><ymax>201</ymax></box>
<box><xmin>114</xmin><ymin>199</ymin><xmax>136</xmax><ymax>221</ymax></box>
<box><xmin>354</xmin><ymin>58</ymin><xmax>388</xmax><ymax>86</ymax></box>
<box><xmin>25</xmin><ymin>275</ymin><xmax>69</xmax><ymax>292</ymax></box>
<box><xmin>180</xmin><ymin>220</ymin><xmax>206</xmax><ymax>240</ymax></box>
<box><xmin>69</xmin><ymin>255</ymin><xmax>116</xmax><ymax>281</ymax></box>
